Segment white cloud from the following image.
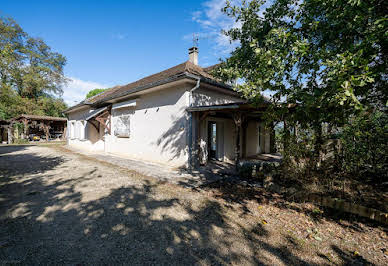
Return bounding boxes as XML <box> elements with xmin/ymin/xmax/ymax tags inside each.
<box><xmin>62</xmin><ymin>77</ymin><xmax>108</xmax><ymax>106</ymax></box>
<box><xmin>187</xmin><ymin>0</ymin><xmax>273</xmax><ymax>55</ymax></box>
<box><xmin>187</xmin><ymin>0</ymin><xmax>240</xmax><ymax>55</ymax></box>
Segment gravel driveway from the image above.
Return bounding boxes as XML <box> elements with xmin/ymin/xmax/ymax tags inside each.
<box><xmin>0</xmin><ymin>145</ymin><xmax>386</xmax><ymax>265</ymax></box>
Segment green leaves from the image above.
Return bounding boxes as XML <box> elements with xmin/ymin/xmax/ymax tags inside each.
<box><xmin>216</xmin><ymin>0</ymin><xmax>386</xmax><ymax>124</ymax></box>
<box><xmin>86</xmin><ymin>88</ymin><xmax>107</xmax><ymax>99</ymax></box>
<box><xmin>0</xmin><ymin>17</ymin><xmax>67</xmax><ymax>99</ymax></box>
<box><xmin>0</xmin><ymin>16</ymin><xmax>67</xmax><ymax>119</ymax></box>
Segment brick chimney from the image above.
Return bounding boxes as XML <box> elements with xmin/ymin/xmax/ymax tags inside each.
<box><xmin>188</xmin><ymin>47</ymin><xmax>198</xmax><ymax>65</ymax></box>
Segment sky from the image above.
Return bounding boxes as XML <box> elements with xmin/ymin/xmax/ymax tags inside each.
<box><xmin>0</xmin><ymin>0</ymin><xmax>239</xmax><ymax>106</ymax></box>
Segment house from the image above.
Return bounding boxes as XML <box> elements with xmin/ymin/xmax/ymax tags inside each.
<box><xmin>65</xmin><ymin>47</ymin><xmax>275</xmax><ymax>168</ymax></box>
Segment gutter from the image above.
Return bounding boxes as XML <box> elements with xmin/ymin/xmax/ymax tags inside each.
<box><xmin>187</xmin><ymin>75</ymin><xmax>201</xmax><ymax>170</ymax></box>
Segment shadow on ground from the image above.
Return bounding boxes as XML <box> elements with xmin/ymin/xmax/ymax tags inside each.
<box><xmin>0</xmin><ymin>146</ymin><xmax>378</xmax><ymax>265</ymax></box>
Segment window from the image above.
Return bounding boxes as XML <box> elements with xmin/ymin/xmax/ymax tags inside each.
<box><xmin>114</xmin><ymin>114</ymin><xmax>130</xmax><ymax>138</ymax></box>
<box><xmin>112</xmin><ymin>102</ymin><xmax>134</xmax><ymax>138</ymax></box>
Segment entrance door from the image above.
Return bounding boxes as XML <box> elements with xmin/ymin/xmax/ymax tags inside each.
<box><xmin>208</xmin><ymin>121</ymin><xmax>217</xmax><ymax>160</ymax></box>
<box><xmin>208</xmin><ymin>121</ymin><xmax>224</xmax><ymax>161</ymax></box>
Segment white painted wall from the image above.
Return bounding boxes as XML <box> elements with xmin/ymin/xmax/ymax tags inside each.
<box><xmin>192</xmin><ymin>87</ymin><xmax>242</xmax><ymax>106</ymax></box>
<box><xmin>104</xmin><ymin>85</ymin><xmax>190</xmax><ymax>167</ymax></box>
<box><xmin>67</xmin><ymin>107</ymin><xmax>105</xmax><ymax>152</ymax></box>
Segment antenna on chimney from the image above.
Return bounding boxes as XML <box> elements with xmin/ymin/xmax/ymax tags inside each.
<box><xmin>193</xmin><ymin>33</ymin><xmax>199</xmax><ymax>48</ymax></box>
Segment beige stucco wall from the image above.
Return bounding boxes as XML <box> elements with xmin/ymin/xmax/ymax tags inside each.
<box><xmin>67</xmin><ymin>107</ymin><xmax>105</xmax><ymax>152</ymax></box>
<box><xmin>192</xmin><ymin>87</ymin><xmax>242</xmax><ymax>106</ymax></box>
<box><xmin>104</xmin><ymin>85</ymin><xmax>190</xmax><ymax>167</ymax></box>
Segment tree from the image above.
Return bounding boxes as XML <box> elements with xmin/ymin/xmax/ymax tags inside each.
<box><xmin>0</xmin><ymin>16</ymin><xmax>68</xmax><ymax>119</ymax></box>
<box><xmin>86</xmin><ymin>88</ymin><xmax>106</xmax><ymax>99</ymax></box>
<box><xmin>217</xmin><ymin>0</ymin><xmax>387</xmax><ymax>124</ymax></box>
<box><xmin>216</xmin><ymin>0</ymin><xmax>387</xmax><ymax>174</ymax></box>
<box><xmin>0</xmin><ymin>17</ymin><xmax>67</xmax><ymax>99</ymax></box>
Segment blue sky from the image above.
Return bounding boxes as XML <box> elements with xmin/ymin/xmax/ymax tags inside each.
<box><xmin>1</xmin><ymin>0</ymin><xmax>237</xmax><ymax>105</ymax></box>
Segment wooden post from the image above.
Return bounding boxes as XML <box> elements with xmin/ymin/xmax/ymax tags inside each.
<box><xmin>234</xmin><ymin>113</ymin><xmax>242</xmax><ymax>170</ymax></box>
<box><xmin>23</xmin><ymin>118</ymin><xmax>29</xmax><ymax>140</ymax></box>
<box><xmin>44</xmin><ymin>121</ymin><xmax>50</xmax><ymax>141</ymax></box>
<box><xmin>241</xmin><ymin>120</ymin><xmax>248</xmax><ymax>159</ymax></box>
<box><xmin>7</xmin><ymin>126</ymin><xmax>13</xmax><ymax>144</ymax></box>
<box><xmin>270</xmin><ymin>124</ymin><xmax>276</xmax><ymax>153</ymax></box>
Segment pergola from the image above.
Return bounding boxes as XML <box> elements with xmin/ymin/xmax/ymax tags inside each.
<box><xmin>10</xmin><ymin>114</ymin><xmax>67</xmax><ymax>142</ymax></box>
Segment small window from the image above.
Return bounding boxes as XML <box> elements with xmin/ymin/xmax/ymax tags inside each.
<box><xmin>114</xmin><ymin>114</ymin><xmax>130</xmax><ymax>138</ymax></box>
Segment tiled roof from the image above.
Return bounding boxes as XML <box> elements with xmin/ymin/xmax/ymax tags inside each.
<box><xmin>13</xmin><ymin>114</ymin><xmax>67</xmax><ymax>122</ymax></box>
<box><xmin>66</xmin><ymin>61</ymin><xmax>232</xmax><ymax>112</ymax></box>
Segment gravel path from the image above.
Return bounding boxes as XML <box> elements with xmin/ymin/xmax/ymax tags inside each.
<box><xmin>0</xmin><ymin>145</ymin><xmax>387</xmax><ymax>265</ymax></box>
<box><xmin>65</xmin><ymin>146</ymin><xmax>227</xmax><ymax>188</ymax></box>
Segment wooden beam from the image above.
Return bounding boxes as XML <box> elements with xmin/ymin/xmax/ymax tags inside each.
<box><xmin>199</xmin><ymin>111</ymin><xmax>209</xmax><ymax>122</ymax></box>
<box><xmin>233</xmin><ymin>112</ymin><xmax>242</xmax><ymax>169</ymax></box>
<box><xmin>95</xmin><ymin>110</ymin><xmax>111</xmax><ymax>134</ymax></box>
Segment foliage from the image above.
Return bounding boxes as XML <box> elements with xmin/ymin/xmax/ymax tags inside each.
<box><xmin>219</xmin><ymin>0</ymin><xmax>387</xmax><ymax>120</ymax></box>
<box><xmin>217</xmin><ymin>0</ymin><xmax>387</xmax><ymax>177</ymax></box>
<box><xmin>0</xmin><ymin>17</ymin><xmax>67</xmax><ymax>98</ymax></box>
<box><xmin>13</xmin><ymin>138</ymin><xmax>29</xmax><ymax>144</ymax></box>
<box><xmin>86</xmin><ymin>88</ymin><xmax>106</xmax><ymax>99</ymax></box>
<box><xmin>0</xmin><ymin>17</ymin><xmax>67</xmax><ymax>119</ymax></box>
<box><xmin>0</xmin><ymin>82</ymin><xmax>68</xmax><ymax>120</ymax></box>
<box><xmin>340</xmin><ymin>111</ymin><xmax>387</xmax><ymax>181</ymax></box>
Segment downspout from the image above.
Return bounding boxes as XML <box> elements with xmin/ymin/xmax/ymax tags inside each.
<box><xmin>188</xmin><ymin>77</ymin><xmax>201</xmax><ymax>170</ymax></box>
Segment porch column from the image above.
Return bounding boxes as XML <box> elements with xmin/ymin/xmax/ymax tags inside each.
<box><xmin>22</xmin><ymin>118</ymin><xmax>29</xmax><ymax>140</ymax></box>
<box><xmin>63</xmin><ymin>123</ymin><xmax>67</xmax><ymax>140</ymax></box>
<box><xmin>7</xmin><ymin>126</ymin><xmax>13</xmax><ymax>144</ymax></box>
<box><xmin>192</xmin><ymin>112</ymin><xmax>201</xmax><ymax>168</ymax></box>
<box><xmin>43</xmin><ymin>121</ymin><xmax>50</xmax><ymax>141</ymax></box>
<box><xmin>270</xmin><ymin>122</ymin><xmax>276</xmax><ymax>153</ymax></box>
<box><xmin>241</xmin><ymin>120</ymin><xmax>248</xmax><ymax>158</ymax></box>
<box><xmin>233</xmin><ymin>113</ymin><xmax>242</xmax><ymax>169</ymax></box>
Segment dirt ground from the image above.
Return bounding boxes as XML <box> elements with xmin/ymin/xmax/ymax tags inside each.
<box><xmin>0</xmin><ymin>145</ymin><xmax>387</xmax><ymax>265</ymax></box>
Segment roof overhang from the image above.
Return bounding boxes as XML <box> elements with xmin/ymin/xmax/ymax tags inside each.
<box><xmin>64</xmin><ymin>103</ymin><xmax>92</xmax><ymax>114</ymax></box>
<box><xmin>112</xmin><ymin>99</ymin><xmax>137</xmax><ymax>110</ymax></box>
<box><xmin>85</xmin><ymin>106</ymin><xmax>108</xmax><ymax>121</ymax></box>
<box><xmin>11</xmin><ymin>115</ymin><xmax>67</xmax><ymax>122</ymax></box>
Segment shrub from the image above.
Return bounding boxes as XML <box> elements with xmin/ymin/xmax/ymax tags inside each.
<box><xmin>340</xmin><ymin>111</ymin><xmax>388</xmax><ymax>182</ymax></box>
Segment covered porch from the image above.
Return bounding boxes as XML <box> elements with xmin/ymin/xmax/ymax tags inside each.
<box><xmin>188</xmin><ymin>102</ymin><xmax>277</xmax><ymax>170</ymax></box>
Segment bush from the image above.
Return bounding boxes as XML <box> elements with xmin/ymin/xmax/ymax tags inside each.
<box><xmin>13</xmin><ymin>138</ymin><xmax>29</xmax><ymax>144</ymax></box>
<box><xmin>340</xmin><ymin>111</ymin><xmax>388</xmax><ymax>182</ymax></box>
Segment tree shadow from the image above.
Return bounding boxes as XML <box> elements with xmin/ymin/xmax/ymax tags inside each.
<box><xmin>318</xmin><ymin>245</ymin><xmax>373</xmax><ymax>265</ymax></box>
<box><xmin>0</xmin><ymin>146</ymin><xmax>321</xmax><ymax>265</ymax></box>
<box><xmin>200</xmin><ymin>177</ymin><xmax>386</xmax><ymax>231</ymax></box>
<box><xmin>155</xmin><ymin>113</ymin><xmax>188</xmax><ymax>162</ymax></box>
